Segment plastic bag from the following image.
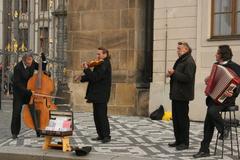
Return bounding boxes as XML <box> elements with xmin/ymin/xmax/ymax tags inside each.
<box><xmin>150</xmin><ymin>105</ymin><xmax>164</xmax><ymax>120</ymax></box>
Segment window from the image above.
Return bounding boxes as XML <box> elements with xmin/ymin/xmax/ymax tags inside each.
<box><xmin>211</xmin><ymin>0</ymin><xmax>240</xmax><ymax>39</ymax></box>
<box><xmin>237</xmin><ymin>0</ymin><xmax>240</xmax><ymax>33</ymax></box>
<box><xmin>39</xmin><ymin>28</ymin><xmax>49</xmax><ymax>54</ymax></box>
<box><xmin>21</xmin><ymin>0</ymin><xmax>28</xmax><ymax>13</ymax></box>
<box><xmin>19</xmin><ymin>29</ymin><xmax>28</xmax><ymax>48</ymax></box>
<box><xmin>41</xmin><ymin>0</ymin><xmax>48</xmax><ymax>11</ymax></box>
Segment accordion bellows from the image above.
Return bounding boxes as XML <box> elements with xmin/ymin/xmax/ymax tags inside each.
<box><xmin>205</xmin><ymin>64</ymin><xmax>240</xmax><ymax>103</ymax></box>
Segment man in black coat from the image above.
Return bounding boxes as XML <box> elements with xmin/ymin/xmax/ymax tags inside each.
<box><xmin>167</xmin><ymin>42</ymin><xmax>196</xmax><ymax>150</ymax></box>
<box><xmin>193</xmin><ymin>45</ymin><xmax>240</xmax><ymax>158</ymax></box>
<box><xmin>11</xmin><ymin>52</ymin><xmax>47</xmax><ymax>139</ymax></box>
<box><xmin>80</xmin><ymin>47</ymin><xmax>112</xmax><ymax>143</ymax></box>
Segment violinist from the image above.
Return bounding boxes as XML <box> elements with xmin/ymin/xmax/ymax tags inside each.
<box><xmin>79</xmin><ymin>47</ymin><xmax>112</xmax><ymax>143</ymax></box>
<box><xmin>11</xmin><ymin>52</ymin><xmax>47</xmax><ymax>139</ymax></box>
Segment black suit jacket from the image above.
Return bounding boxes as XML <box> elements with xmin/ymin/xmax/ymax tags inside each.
<box><xmin>81</xmin><ymin>58</ymin><xmax>112</xmax><ymax>103</ymax></box>
<box><xmin>13</xmin><ymin>60</ymin><xmax>47</xmax><ymax>104</ymax></box>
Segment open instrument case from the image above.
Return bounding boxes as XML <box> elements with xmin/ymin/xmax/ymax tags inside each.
<box><xmin>40</xmin><ymin>110</ymin><xmax>74</xmax><ymax>136</ymax></box>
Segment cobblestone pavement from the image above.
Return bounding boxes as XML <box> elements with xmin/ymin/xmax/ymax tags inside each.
<box><xmin>0</xmin><ymin>110</ymin><xmax>239</xmax><ymax>160</ymax></box>
<box><xmin>0</xmin><ymin>98</ymin><xmax>26</xmax><ymax>141</ymax></box>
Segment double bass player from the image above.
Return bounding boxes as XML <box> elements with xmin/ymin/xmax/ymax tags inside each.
<box><xmin>11</xmin><ymin>52</ymin><xmax>47</xmax><ymax>139</ymax></box>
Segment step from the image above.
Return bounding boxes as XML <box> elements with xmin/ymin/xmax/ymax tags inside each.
<box><xmin>0</xmin><ymin>146</ymin><xmax>155</xmax><ymax>160</ymax></box>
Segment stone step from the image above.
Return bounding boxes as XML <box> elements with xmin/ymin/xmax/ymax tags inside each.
<box><xmin>0</xmin><ymin>146</ymin><xmax>153</xmax><ymax>160</ymax></box>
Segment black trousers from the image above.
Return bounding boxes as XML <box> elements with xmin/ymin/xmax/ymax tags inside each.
<box><xmin>93</xmin><ymin>102</ymin><xmax>110</xmax><ymax>138</ymax></box>
<box><xmin>11</xmin><ymin>94</ymin><xmax>24</xmax><ymax>135</ymax></box>
<box><xmin>172</xmin><ymin>100</ymin><xmax>190</xmax><ymax>146</ymax></box>
<box><xmin>200</xmin><ymin>104</ymin><xmax>226</xmax><ymax>152</ymax></box>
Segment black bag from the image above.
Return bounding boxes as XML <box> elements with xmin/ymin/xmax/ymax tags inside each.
<box><xmin>150</xmin><ymin>105</ymin><xmax>164</xmax><ymax>120</ymax></box>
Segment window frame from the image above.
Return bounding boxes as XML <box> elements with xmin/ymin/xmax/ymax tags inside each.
<box><xmin>210</xmin><ymin>0</ymin><xmax>240</xmax><ymax>40</ymax></box>
<box><xmin>41</xmin><ymin>0</ymin><xmax>48</xmax><ymax>12</ymax></box>
<box><xmin>19</xmin><ymin>28</ymin><xmax>28</xmax><ymax>47</ymax></box>
<box><xmin>39</xmin><ymin>27</ymin><xmax>49</xmax><ymax>54</ymax></box>
<box><xmin>21</xmin><ymin>0</ymin><xmax>28</xmax><ymax>13</ymax></box>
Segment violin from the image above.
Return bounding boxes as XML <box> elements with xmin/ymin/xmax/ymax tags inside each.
<box><xmin>74</xmin><ymin>59</ymin><xmax>104</xmax><ymax>82</ymax></box>
<box><xmin>86</xmin><ymin>59</ymin><xmax>104</xmax><ymax>68</ymax></box>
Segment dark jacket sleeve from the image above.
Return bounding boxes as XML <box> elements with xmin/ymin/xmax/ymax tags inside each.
<box><xmin>13</xmin><ymin>67</ymin><xmax>31</xmax><ymax>95</ymax></box>
<box><xmin>83</xmin><ymin>62</ymin><xmax>108</xmax><ymax>83</ymax></box>
<box><xmin>171</xmin><ymin>62</ymin><xmax>196</xmax><ymax>83</ymax></box>
<box><xmin>80</xmin><ymin>75</ymin><xmax>89</xmax><ymax>82</ymax></box>
<box><xmin>33</xmin><ymin>60</ymin><xmax>47</xmax><ymax>71</ymax></box>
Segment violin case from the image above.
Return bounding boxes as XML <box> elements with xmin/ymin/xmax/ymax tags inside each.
<box><xmin>40</xmin><ymin>110</ymin><xmax>74</xmax><ymax>136</ymax></box>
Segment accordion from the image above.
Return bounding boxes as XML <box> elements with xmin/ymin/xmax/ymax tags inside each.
<box><xmin>205</xmin><ymin>64</ymin><xmax>240</xmax><ymax>103</ymax></box>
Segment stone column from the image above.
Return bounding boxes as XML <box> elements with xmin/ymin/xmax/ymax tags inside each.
<box><xmin>67</xmin><ymin>0</ymin><xmax>148</xmax><ymax>116</ymax></box>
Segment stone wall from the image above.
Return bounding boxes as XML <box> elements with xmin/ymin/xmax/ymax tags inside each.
<box><xmin>67</xmin><ymin>0</ymin><xmax>148</xmax><ymax>115</ymax></box>
<box><xmin>0</xmin><ymin>0</ymin><xmax>3</xmax><ymax>49</ymax></box>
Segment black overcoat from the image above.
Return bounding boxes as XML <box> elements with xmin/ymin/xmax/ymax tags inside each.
<box><xmin>169</xmin><ymin>53</ymin><xmax>196</xmax><ymax>101</ymax></box>
<box><xmin>81</xmin><ymin>58</ymin><xmax>112</xmax><ymax>103</ymax></box>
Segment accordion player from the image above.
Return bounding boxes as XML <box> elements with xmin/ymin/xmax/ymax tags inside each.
<box><xmin>205</xmin><ymin>64</ymin><xmax>240</xmax><ymax>104</ymax></box>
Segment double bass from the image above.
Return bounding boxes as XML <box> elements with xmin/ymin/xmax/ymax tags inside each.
<box><xmin>23</xmin><ymin>56</ymin><xmax>57</xmax><ymax>131</ymax></box>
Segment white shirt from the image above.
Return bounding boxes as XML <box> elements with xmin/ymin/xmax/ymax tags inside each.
<box><xmin>219</xmin><ymin>60</ymin><xmax>229</xmax><ymax>65</ymax></box>
<box><xmin>22</xmin><ymin>61</ymin><xmax>27</xmax><ymax>69</ymax></box>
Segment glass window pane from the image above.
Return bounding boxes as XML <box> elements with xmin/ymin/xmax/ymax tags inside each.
<box><xmin>237</xmin><ymin>0</ymin><xmax>240</xmax><ymax>11</ymax></box>
<box><xmin>41</xmin><ymin>0</ymin><xmax>48</xmax><ymax>11</ymax></box>
<box><xmin>215</xmin><ymin>0</ymin><xmax>232</xmax><ymax>12</ymax></box>
<box><xmin>40</xmin><ymin>28</ymin><xmax>49</xmax><ymax>54</ymax></box>
<box><xmin>22</xmin><ymin>0</ymin><xmax>28</xmax><ymax>13</ymax></box>
<box><xmin>237</xmin><ymin>13</ymin><xmax>240</xmax><ymax>34</ymax></box>
<box><xmin>214</xmin><ymin>13</ymin><xmax>232</xmax><ymax>35</ymax></box>
<box><xmin>19</xmin><ymin>29</ymin><xmax>28</xmax><ymax>46</ymax></box>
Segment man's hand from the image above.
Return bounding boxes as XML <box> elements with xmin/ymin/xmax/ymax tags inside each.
<box><xmin>224</xmin><ymin>90</ymin><xmax>233</xmax><ymax>97</ymax></box>
<box><xmin>204</xmin><ymin>76</ymin><xmax>210</xmax><ymax>85</ymax></box>
<box><xmin>74</xmin><ymin>75</ymin><xmax>82</xmax><ymax>82</ymax></box>
<box><xmin>82</xmin><ymin>62</ymin><xmax>89</xmax><ymax>69</ymax></box>
<box><xmin>166</xmin><ymin>68</ymin><xmax>175</xmax><ymax>77</ymax></box>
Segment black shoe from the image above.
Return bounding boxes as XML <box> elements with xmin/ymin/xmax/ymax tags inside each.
<box><xmin>101</xmin><ymin>137</ymin><xmax>111</xmax><ymax>143</ymax></box>
<box><xmin>219</xmin><ymin>128</ymin><xmax>229</xmax><ymax>140</ymax></box>
<box><xmin>36</xmin><ymin>131</ymin><xmax>41</xmax><ymax>137</ymax></box>
<box><xmin>91</xmin><ymin>137</ymin><xmax>103</xmax><ymax>141</ymax></box>
<box><xmin>168</xmin><ymin>142</ymin><xmax>177</xmax><ymax>147</ymax></box>
<box><xmin>176</xmin><ymin>144</ymin><xmax>189</xmax><ymax>150</ymax></box>
<box><xmin>12</xmin><ymin>134</ymin><xmax>18</xmax><ymax>139</ymax></box>
<box><xmin>193</xmin><ymin>151</ymin><xmax>210</xmax><ymax>158</ymax></box>
<box><xmin>75</xmin><ymin>146</ymin><xmax>92</xmax><ymax>156</ymax></box>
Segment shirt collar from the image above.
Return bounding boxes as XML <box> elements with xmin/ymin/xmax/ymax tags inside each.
<box><xmin>219</xmin><ymin>60</ymin><xmax>229</xmax><ymax>65</ymax></box>
<box><xmin>22</xmin><ymin>61</ymin><xmax>27</xmax><ymax>69</ymax></box>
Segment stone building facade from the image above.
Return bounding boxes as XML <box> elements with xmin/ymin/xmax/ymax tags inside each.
<box><xmin>1</xmin><ymin>0</ymin><xmax>239</xmax><ymax>120</ymax></box>
<box><xmin>67</xmin><ymin>0</ymin><xmax>152</xmax><ymax>116</ymax></box>
<box><xmin>150</xmin><ymin>0</ymin><xmax>240</xmax><ymax>121</ymax></box>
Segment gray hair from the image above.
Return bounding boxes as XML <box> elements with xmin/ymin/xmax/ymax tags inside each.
<box><xmin>22</xmin><ymin>52</ymin><xmax>33</xmax><ymax>61</ymax></box>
